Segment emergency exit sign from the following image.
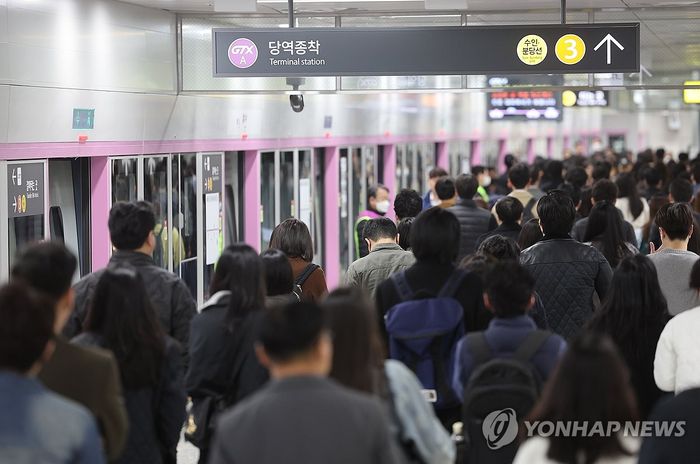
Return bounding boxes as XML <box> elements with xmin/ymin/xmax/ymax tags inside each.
<box><xmin>73</xmin><ymin>109</ymin><xmax>95</xmax><ymax>130</ymax></box>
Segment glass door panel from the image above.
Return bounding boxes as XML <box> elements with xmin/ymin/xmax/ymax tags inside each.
<box><xmin>174</xmin><ymin>153</ymin><xmax>198</xmax><ymax>300</ymax></box>
<box><xmin>313</xmin><ymin>149</ymin><xmax>325</xmax><ymax>268</ymax></box>
<box><xmin>144</xmin><ymin>156</ymin><xmax>170</xmax><ymax>270</ymax></box>
<box><xmin>396</xmin><ymin>146</ymin><xmax>405</xmax><ymax>190</ymax></box>
<box><xmin>338</xmin><ymin>149</ymin><xmax>350</xmax><ymax>278</ymax></box>
<box><xmin>280</xmin><ymin>151</ymin><xmax>295</xmax><ymax>221</ymax></box>
<box><xmin>297</xmin><ymin>150</ymin><xmax>313</xmax><ymax>231</ymax></box>
<box><xmin>364</xmin><ymin>146</ymin><xmax>376</xmax><ymax>196</ymax></box>
<box><xmin>111</xmin><ymin>158</ymin><xmax>139</xmax><ymax>204</ymax></box>
<box><xmin>407</xmin><ymin>145</ymin><xmax>417</xmax><ymax>191</ymax></box>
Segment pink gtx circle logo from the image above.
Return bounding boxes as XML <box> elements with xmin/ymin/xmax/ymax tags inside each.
<box><xmin>228</xmin><ymin>38</ymin><xmax>258</xmax><ymax>69</ymax></box>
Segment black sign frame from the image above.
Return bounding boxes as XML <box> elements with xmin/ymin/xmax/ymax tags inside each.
<box><xmin>213</xmin><ymin>23</ymin><xmax>640</xmax><ymax>78</ymax></box>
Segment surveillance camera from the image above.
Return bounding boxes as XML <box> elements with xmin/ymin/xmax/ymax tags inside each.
<box><xmin>290</xmin><ymin>94</ymin><xmax>304</xmax><ymax>113</ymax></box>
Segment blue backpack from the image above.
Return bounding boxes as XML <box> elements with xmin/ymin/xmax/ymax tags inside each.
<box><xmin>384</xmin><ymin>270</ymin><xmax>467</xmax><ymax>410</ymax></box>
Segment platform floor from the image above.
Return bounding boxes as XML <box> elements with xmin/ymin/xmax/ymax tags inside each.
<box><xmin>177</xmin><ymin>429</ymin><xmax>199</xmax><ymax>464</ymax></box>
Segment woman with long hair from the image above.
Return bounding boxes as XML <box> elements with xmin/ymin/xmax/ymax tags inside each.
<box><xmin>73</xmin><ymin>264</ymin><xmax>186</xmax><ymax>464</ymax></box>
<box><xmin>518</xmin><ymin>218</ymin><xmax>544</xmax><ymax>251</ymax></box>
<box><xmin>397</xmin><ymin>217</ymin><xmax>415</xmax><ymax>251</ymax></box>
<box><xmin>615</xmin><ymin>173</ymin><xmax>650</xmax><ymax>242</ymax></box>
<box><xmin>269</xmin><ymin>218</ymin><xmax>328</xmax><ymax>301</ymax></box>
<box><xmin>513</xmin><ymin>332</ymin><xmax>640</xmax><ymax>464</ymax></box>
<box><xmin>323</xmin><ymin>287</ymin><xmax>455</xmax><ymax>464</ymax></box>
<box><xmin>578</xmin><ymin>185</ymin><xmax>594</xmax><ymax>218</ymax></box>
<box><xmin>583</xmin><ymin>201</ymin><xmax>638</xmax><ymax>268</ymax></box>
<box><xmin>185</xmin><ymin>244</ymin><xmax>269</xmax><ymax>462</ymax></box>
<box><xmin>642</xmin><ymin>193</ymin><xmax>670</xmax><ymax>248</ymax></box>
<box><xmin>586</xmin><ymin>255</ymin><xmax>670</xmax><ymax>418</ymax></box>
<box><xmin>260</xmin><ymin>248</ymin><xmax>298</xmax><ymax>306</ymax></box>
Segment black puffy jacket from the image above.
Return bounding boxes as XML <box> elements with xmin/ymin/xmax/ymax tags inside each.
<box><xmin>64</xmin><ymin>251</ymin><xmax>197</xmax><ymax>370</ymax></box>
<box><xmin>520</xmin><ymin>236</ymin><xmax>613</xmax><ymax>340</ymax></box>
<box><xmin>73</xmin><ymin>333</ymin><xmax>187</xmax><ymax>464</ymax></box>
<box><xmin>447</xmin><ymin>199</ymin><xmax>493</xmax><ymax>264</ymax></box>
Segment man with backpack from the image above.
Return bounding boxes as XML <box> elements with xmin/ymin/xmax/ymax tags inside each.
<box><xmin>376</xmin><ymin>207</ymin><xmax>491</xmax><ymax>429</ymax></box>
<box><xmin>453</xmin><ymin>261</ymin><xmax>566</xmax><ymax>463</ymax></box>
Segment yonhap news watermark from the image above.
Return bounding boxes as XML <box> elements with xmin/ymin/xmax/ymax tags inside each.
<box><xmin>482</xmin><ymin>408</ymin><xmax>686</xmax><ymax>450</ymax></box>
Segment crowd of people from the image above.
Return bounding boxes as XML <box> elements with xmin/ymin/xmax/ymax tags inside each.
<box><xmin>3</xmin><ymin>146</ymin><xmax>700</xmax><ymax>464</ymax></box>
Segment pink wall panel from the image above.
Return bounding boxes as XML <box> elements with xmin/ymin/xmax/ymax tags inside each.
<box><xmin>382</xmin><ymin>144</ymin><xmax>397</xmax><ymax>222</ymax></box>
<box><xmin>324</xmin><ymin>146</ymin><xmax>340</xmax><ymax>290</ymax></box>
<box><xmin>471</xmin><ymin>140</ymin><xmax>482</xmax><ymax>167</ymax></box>
<box><xmin>436</xmin><ymin>142</ymin><xmax>449</xmax><ymax>172</ymax></box>
<box><xmin>90</xmin><ymin>156</ymin><xmax>111</xmax><ymax>271</ymax></box>
<box><xmin>243</xmin><ymin>150</ymin><xmax>261</xmax><ymax>252</ymax></box>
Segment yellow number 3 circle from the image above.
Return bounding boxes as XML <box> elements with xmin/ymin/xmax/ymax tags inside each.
<box><xmin>556</xmin><ymin>34</ymin><xmax>586</xmax><ymax>65</ymax></box>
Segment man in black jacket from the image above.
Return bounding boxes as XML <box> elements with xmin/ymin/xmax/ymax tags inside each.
<box><xmin>447</xmin><ymin>174</ymin><xmax>493</xmax><ymax>263</ymax></box>
<box><xmin>475</xmin><ymin>196</ymin><xmax>523</xmax><ymax>250</ymax></box>
<box><xmin>520</xmin><ymin>190</ymin><xmax>613</xmax><ymax>340</ymax></box>
<box><xmin>63</xmin><ymin>201</ymin><xmax>197</xmax><ymax>369</ymax></box>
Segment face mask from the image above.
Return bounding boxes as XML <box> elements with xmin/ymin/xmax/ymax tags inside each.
<box><xmin>591</xmin><ymin>142</ymin><xmax>603</xmax><ymax>152</ymax></box>
<box><xmin>375</xmin><ymin>200</ymin><xmax>390</xmax><ymax>214</ymax></box>
<box><xmin>482</xmin><ymin>175</ymin><xmax>492</xmax><ymax>187</ymax></box>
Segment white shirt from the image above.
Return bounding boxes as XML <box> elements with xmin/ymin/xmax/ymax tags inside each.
<box><xmin>654</xmin><ymin>305</ymin><xmax>700</xmax><ymax>394</ymax></box>
<box><xmin>615</xmin><ymin>197</ymin><xmax>650</xmax><ymax>231</ymax></box>
<box><xmin>513</xmin><ymin>435</ymin><xmax>639</xmax><ymax>464</ymax></box>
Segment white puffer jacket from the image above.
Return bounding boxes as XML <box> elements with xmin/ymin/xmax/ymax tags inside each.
<box><xmin>654</xmin><ymin>305</ymin><xmax>700</xmax><ymax>394</ymax></box>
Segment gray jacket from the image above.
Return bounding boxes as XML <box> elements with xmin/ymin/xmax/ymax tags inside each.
<box><xmin>209</xmin><ymin>376</ymin><xmax>402</xmax><ymax>464</ymax></box>
<box><xmin>63</xmin><ymin>251</ymin><xmax>197</xmax><ymax>369</ymax></box>
<box><xmin>345</xmin><ymin>243</ymin><xmax>416</xmax><ymax>298</ymax></box>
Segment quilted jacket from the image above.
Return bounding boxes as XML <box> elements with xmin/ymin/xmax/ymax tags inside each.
<box><xmin>447</xmin><ymin>199</ymin><xmax>493</xmax><ymax>264</ymax></box>
<box><xmin>520</xmin><ymin>236</ymin><xmax>613</xmax><ymax>340</ymax></box>
<box><xmin>64</xmin><ymin>251</ymin><xmax>197</xmax><ymax>370</ymax></box>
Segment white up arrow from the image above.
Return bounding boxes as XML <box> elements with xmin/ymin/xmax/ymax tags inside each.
<box><xmin>594</xmin><ymin>34</ymin><xmax>624</xmax><ymax>65</ymax></box>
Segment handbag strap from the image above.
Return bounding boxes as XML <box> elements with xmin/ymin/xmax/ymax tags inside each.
<box><xmin>221</xmin><ymin>316</ymin><xmax>258</xmax><ymax>405</ymax></box>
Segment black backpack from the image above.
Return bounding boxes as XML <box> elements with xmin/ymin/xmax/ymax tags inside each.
<box><xmin>292</xmin><ymin>263</ymin><xmax>320</xmax><ymax>301</ymax></box>
<box><xmin>460</xmin><ymin>330</ymin><xmax>550</xmax><ymax>464</ymax></box>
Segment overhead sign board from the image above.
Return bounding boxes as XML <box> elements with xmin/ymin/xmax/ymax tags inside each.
<box><xmin>563</xmin><ymin>90</ymin><xmax>610</xmax><ymax>107</ymax></box>
<box><xmin>7</xmin><ymin>163</ymin><xmax>44</xmax><ymax>218</ymax></box>
<box><xmin>213</xmin><ymin>24</ymin><xmax>640</xmax><ymax>77</ymax></box>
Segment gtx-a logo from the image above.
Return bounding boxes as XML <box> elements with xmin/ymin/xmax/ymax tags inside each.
<box><xmin>228</xmin><ymin>38</ymin><xmax>258</xmax><ymax>69</ymax></box>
